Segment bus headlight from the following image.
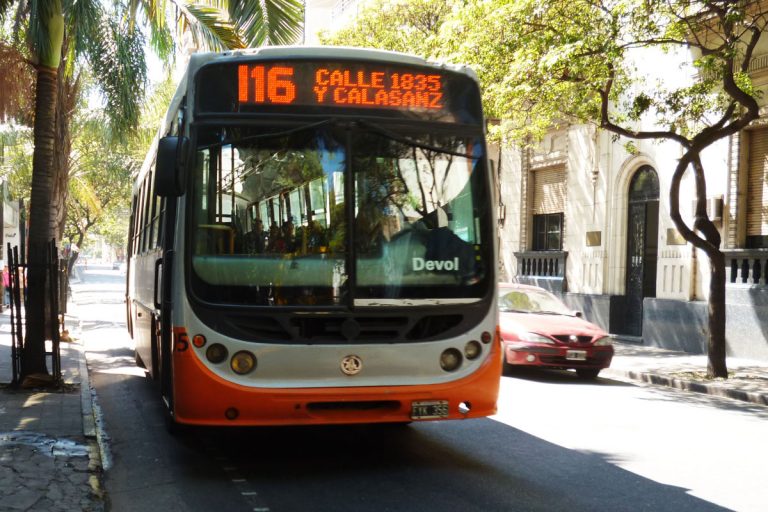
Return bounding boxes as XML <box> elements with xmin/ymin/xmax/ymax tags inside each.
<box><xmin>464</xmin><ymin>340</ymin><xmax>482</xmax><ymax>360</ymax></box>
<box><xmin>231</xmin><ymin>351</ymin><xmax>257</xmax><ymax>375</ymax></box>
<box><xmin>206</xmin><ymin>343</ymin><xmax>228</xmax><ymax>364</ymax></box>
<box><xmin>440</xmin><ymin>348</ymin><xmax>463</xmax><ymax>372</ymax></box>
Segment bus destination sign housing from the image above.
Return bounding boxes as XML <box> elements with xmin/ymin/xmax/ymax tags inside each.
<box><xmin>195</xmin><ymin>59</ymin><xmax>483</xmax><ymax>124</ymax></box>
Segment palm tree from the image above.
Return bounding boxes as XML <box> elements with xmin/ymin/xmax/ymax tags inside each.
<box><xmin>1</xmin><ymin>0</ymin><xmax>304</xmax><ymax>384</ymax></box>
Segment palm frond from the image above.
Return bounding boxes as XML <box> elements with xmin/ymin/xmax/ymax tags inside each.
<box><xmin>135</xmin><ymin>0</ymin><xmax>167</xmax><ymax>31</ymax></box>
<box><xmin>180</xmin><ymin>3</ymin><xmax>246</xmax><ymax>51</ymax></box>
<box><xmin>123</xmin><ymin>1</ymin><xmax>174</xmax><ymax>61</ymax></box>
<box><xmin>148</xmin><ymin>21</ymin><xmax>175</xmax><ymax>61</ymax></box>
<box><xmin>27</xmin><ymin>0</ymin><xmax>53</xmax><ymax>64</ymax></box>
<box><xmin>64</xmin><ymin>0</ymin><xmax>101</xmax><ymax>58</ymax></box>
<box><xmin>87</xmin><ymin>15</ymin><xmax>147</xmax><ymax>136</ymax></box>
<box><xmin>228</xmin><ymin>0</ymin><xmax>304</xmax><ymax>46</ymax></box>
<box><xmin>10</xmin><ymin>1</ymin><xmax>30</xmax><ymax>47</ymax></box>
<box><xmin>0</xmin><ymin>43</ymin><xmax>34</xmax><ymax>124</ymax></box>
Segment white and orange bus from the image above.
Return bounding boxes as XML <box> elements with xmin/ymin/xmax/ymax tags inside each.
<box><xmin>126</xmin><ymin>46</ymin><xmax>500</xmax><ymax>430</ymax></box>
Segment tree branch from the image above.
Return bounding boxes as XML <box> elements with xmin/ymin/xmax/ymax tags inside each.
<box><xmin>599</xmin><ymin>65</ymin><xmax>690</xmax><ymax>147</ymax></box>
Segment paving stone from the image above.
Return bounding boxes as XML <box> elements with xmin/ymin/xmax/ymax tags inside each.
<box><xmin>2</xmin><ymin>489</ymin><xmax>40</xmax><ymax>510</ymax></box>
<box><xmin>0</xmin><ymin>435</ymin><xmax>103</xmax><ymax>512</ymax></box>
<box><xmin>46</xmin><ymin>482</ymin><xmax>63</xmax><ymax>501</ymax></box>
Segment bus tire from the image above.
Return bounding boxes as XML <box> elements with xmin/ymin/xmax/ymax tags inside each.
<box><xmin>163</xmin><ymin>401</ymin><xmax>189</xmax><ymax>435</ymax></box>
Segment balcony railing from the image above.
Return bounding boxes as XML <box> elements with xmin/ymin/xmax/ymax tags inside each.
<box><xmin>514</xmin><ymin>251</ymin><xmax>567</xmax><ymax>278</ymax></box>
<box><xmin>725</xmin><ymin>249</ymin><xmax>768</xmax><ymax>286</ymax></box>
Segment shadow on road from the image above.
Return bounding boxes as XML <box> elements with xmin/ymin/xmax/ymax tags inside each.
<box><xmin>168</xmin><ymin>416</ymin><xmax>729</xmax><ymax>512</ymax></box>
<box><xmin>503</xmin><ymin>365</ymin><xmax>631</xmax><ymax>386</ymax></box>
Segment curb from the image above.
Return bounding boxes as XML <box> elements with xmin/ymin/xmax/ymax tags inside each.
<box><xmin>77</xmin><ymin>341</ymin><xmax>97</xmax><ymax>439</ymax></box>
<box><xmin>71</xmin><ymin>311</ymin><xmax>107</xmax><ymax>506</ymax></box>
<box><xmin>605</xmin><ymin>369</ymin><xmax>768</xmax><ymax>406</ymax></box>
<box><xmin>66</xmin><ymin>308</ymin><xmax>96</xmax><ymax>439</ymax></box>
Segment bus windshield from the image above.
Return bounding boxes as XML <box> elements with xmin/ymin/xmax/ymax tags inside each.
<box><xmin>189</xmin><ymin>122</ymin><xmax>490</xmax><ymax>306</ymax></box>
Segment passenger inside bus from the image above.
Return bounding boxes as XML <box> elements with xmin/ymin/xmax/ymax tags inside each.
<box><xmin>244</xmin><ymin>218</ymin><xmax>266</xmax><ymax>253</ymax></box>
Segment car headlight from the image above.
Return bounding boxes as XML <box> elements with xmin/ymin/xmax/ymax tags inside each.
<box><xmin>594</xmin><ymin>335</ymin><xmax>613</xmax><ymax>346</ymax></box>
<box><xmin>518</xmin><ymin>332</ymin><xmax>556</xmax><ymax>344</ymax></box>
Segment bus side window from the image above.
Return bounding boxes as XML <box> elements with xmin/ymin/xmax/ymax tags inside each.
<box><xmin>197</xmin><ymin>224</ymin><xmax>235</xmax><ymax>254</ymax></box>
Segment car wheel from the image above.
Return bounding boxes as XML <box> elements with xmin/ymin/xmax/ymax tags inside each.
<box><xmin>576</xmin><ymin>368</ymin><xmax>601</xmax><ymax>380</ymax></box>
<box><xmin>501</xmin><ymin>358</ymin><xmax>515</xmax><ymax>376</ymax></box>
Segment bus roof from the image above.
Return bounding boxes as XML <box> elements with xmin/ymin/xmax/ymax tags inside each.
<box><xmin>185</xmin><ymin>46</ymin><xmax>474</xmax><ymax>77</ymax></box>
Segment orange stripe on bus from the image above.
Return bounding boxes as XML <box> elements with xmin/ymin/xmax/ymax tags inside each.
<box><xmin>170</xmin><ymin>328</ymin><xmax>502</xmax><ymax>427</ymax></box>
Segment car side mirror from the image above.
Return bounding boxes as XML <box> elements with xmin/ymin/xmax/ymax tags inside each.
<box><xmin>155</xmin><ymin>136</ymin><xmax>189</xmax><ymax>197</ymax></box>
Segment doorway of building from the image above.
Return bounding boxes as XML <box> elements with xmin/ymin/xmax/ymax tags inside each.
<box><xmin>624</xmin><ymin>166</ymin><xmax>660</xmax><ymax>336</ymax></box>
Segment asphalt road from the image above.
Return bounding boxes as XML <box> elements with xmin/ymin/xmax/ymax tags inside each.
<box><xmin>74</xmin><ymin>265</ymin><xmax>767</xmax><ymax>512</ymax></box>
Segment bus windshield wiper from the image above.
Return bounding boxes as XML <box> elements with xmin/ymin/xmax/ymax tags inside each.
<box><xmin>356</xmin><ymin>120</ymin><xmax>481</xmax><ymax>160</ymax></box>
<box><xmin>197</xmin><ymin>119</ymin><xmax>337</xmax><ymax>150</ymax></box>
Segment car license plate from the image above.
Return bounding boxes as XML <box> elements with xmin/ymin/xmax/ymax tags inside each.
<box><xmin>411</xmin><ymin>400</ymin><xmax>449</xmax><ymax>420</ymax></box>
<box><xmin>566</xmin><ymin>350</ymin><xmax>587</xmax><ymax>361</ymax></box>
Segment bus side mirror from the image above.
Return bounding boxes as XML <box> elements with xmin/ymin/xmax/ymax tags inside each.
<box><xmin>155</xmin><ymin>136</ymin><xmax>189</xmax><ymax>197</ymax></box>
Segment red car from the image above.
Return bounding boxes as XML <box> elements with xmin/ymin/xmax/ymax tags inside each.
<box><xmin>499</xmin><ymin>283</ymin><xmax>614</xmax><ymax>379</ymax></box>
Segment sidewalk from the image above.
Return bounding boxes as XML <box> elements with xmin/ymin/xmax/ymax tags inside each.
<box><xmin>604</xmin><ymin>339</ymin><xmax>768</xmax><ymax>406</ymax></box>
<box><xmin>0</xmin><ymin>305</ymin><xmax>104</xmax><ymax>512</ymax></box>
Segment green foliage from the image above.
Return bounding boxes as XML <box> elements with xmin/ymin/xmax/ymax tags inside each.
<box><xmin>123</xmin><ymin>75</ymin><xmax>178</xmax><ymax>166</ymax></box>
<box><xmin>65</xmin><ymin>108</ymin><xmax>134</xmax><ymax>248</ymax></box>
<box><xmin>88</xmin><ymin>14</ymin><xmax>147</xmax><ymax>137</ymax></box>
<box><xmin>439</xmin><ymin>0</ymin><xmax>618</xmax><ymax>141</ymax></box>
<box><xmin>1</xmin><ymin>126</ymin><xmax>33</xmax><ymax>202</ymax></box>
<box><xmin>318</xmin><ymin>0</ymin><xmax>457</xmax><ymax>57</ymax></box>
<box><xmin>437</xmin><ymin>0</ymin><xmax>765</xmax><ymax>145</ymax></box>
<box><xmin>229</xmin><ymin>0</ymin><xmax>305</xmax><ymax>46</ymax></box>
<box><xmin>66</xmin><ymin>0</ymin><xmax>101</xmax><ymax>61</ymax></box>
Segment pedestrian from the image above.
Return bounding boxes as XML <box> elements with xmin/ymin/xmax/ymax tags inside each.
<box><xmin>2</xmin><ymin>265</ymin><xmax>9</xmax><ymax>307</ymax></box>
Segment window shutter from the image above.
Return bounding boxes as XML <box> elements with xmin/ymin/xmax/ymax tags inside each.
<box><xmin>532</xmin><ymin>166</ymin><xmax>566</xmax><ymax>215</ymax></box>
<box><xmin>747</xmin><ymin>128</ymin><xmax>768</xmax><ymax>236</ymax></box>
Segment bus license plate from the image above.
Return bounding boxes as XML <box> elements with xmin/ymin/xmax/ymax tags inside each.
<box><xmin>411</xmin><ymin>400</ymin><xmax>449</xmax><ymax>420</ymax></box>
<box><xmin>566</xmin><ymin>350</ymin><xmax>587</xmax><ymax>361</ymax></box>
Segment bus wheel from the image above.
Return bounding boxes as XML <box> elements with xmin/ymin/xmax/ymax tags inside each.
<box><xmin>164</xmin><ymin>406</ymin><xmax>187</xmax><ymax>435</ymax></box>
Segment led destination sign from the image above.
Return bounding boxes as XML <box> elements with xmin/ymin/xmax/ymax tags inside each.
<box><xmin>196</xmin><ymin>59</ymin><xmax>482</xmax><ymax>123</ymax></box>
<box><xmin>237</xmin><ymin>64</ymin><xmax>444</xmax><ymax>110</ymax></box>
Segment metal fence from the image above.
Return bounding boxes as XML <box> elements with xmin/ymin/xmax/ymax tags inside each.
<box><xmin>7</xmin><ymin>240</ymin><xmax>64</xmax><ymax>385</ymax></box>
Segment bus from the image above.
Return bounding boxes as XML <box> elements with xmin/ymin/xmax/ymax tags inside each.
<box><xmin>127</xmin><ymin>46</ymin><xmax>500</xmax><ymax>429</ymax></box>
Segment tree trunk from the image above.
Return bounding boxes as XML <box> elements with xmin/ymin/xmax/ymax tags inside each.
<box><xmin>705</xmin><ymin>248</ymin><xmax>728</xmax><ymax>378</ymax></box>
<box><xmin>66</xmin><ymin>231</ymin><xmax>85</xmax><ymax>277</ymax></box>
<box><xmin>668</xmin><ymin>150</ymin><xmax>729</xmax><ymax>379</ymax></box>
<box><xmin>21</xmin><ymin>64</ymin><xmax>59</xmax><ymax>379</ymax></box>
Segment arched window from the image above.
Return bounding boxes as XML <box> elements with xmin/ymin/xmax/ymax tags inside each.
<box><xmin>628</xmin><ymin>165</ymin><xmax>660</xmax><ymax>203</ymax></box>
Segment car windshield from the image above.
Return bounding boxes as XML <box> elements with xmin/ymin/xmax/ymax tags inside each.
<box><xmin>498</xmin><ymin>287</ymin><xmax>573</xmax><ymax>316</ymax></box>
<box><xmin>188</xmin><ymin>122</ymin><xmax>491</xmax><ymax>306</ymax></box>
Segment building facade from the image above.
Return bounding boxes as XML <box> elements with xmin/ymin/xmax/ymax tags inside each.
<box><xmin>499</xmin><ymin>47</ymin><xmax>768</xmax><ymax>361</ymax></box>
